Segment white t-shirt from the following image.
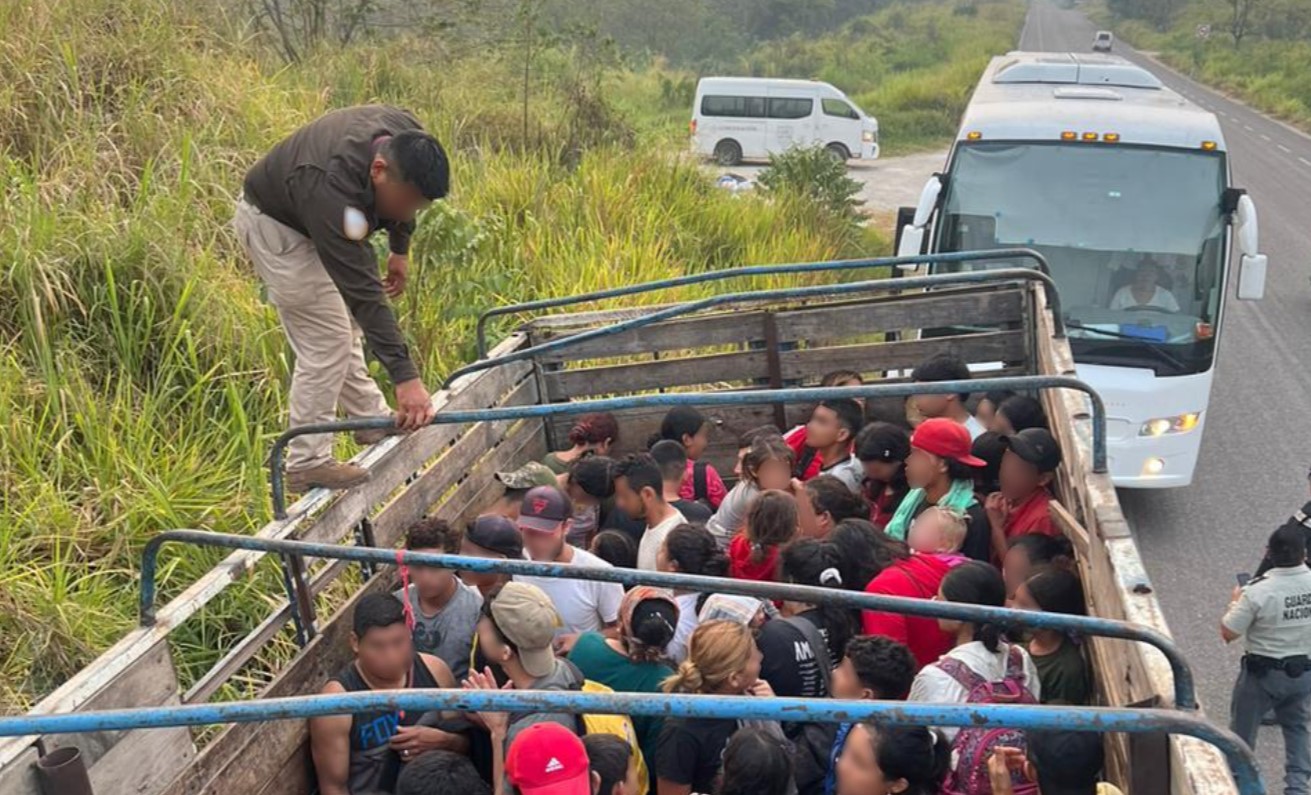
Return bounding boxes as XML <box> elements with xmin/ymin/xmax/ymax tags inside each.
<box><xmin>964</xmin><ymin>414</ymin><xmax>987</xmax><ymax>441</ymax></box>
<box><xmin>666</xmin><ymin>592</ymin><xmax>702</xmax><ymax>663</ymax></box>
<box><xmin>637</xmin><ymin>507</ymin><xmax>687</xmax><ymax>571</ymax></box>
<box><xmin>1109</xmin><ymin>284</ymin><xmax>1180</xmax><ymax>312</ymax></box>
<box><xmin>514</xmin><ymin>546</ymin><xmax>624</xmax><ymax>635</ymax></box>
<box><xmin>908</xmin><ymin>641</ymin><xmax>1042</xmax><ymax>743</ymax></box>
<box><xmin>707</xmin><ymin>481</ymin><xmax>758</xmax><ymax>550</ymax></box>
<box><xmin>820</xmin><ymin>454</ymin><xmax>865</xmax><ymax>493</ymax></box>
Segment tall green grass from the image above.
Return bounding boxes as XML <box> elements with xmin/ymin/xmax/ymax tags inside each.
<box><xmin>1103</xmin><ymin>1</ymin><xmax>1311</xmax><ymax>126</ymax></box>
<box><xmin>0</xmin><ymin>0</ymin><xmax>882</xmax><ymax>709</ymax></box>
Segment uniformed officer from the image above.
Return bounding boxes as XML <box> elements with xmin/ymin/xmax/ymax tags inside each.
<box><xmin>235</xmin><ymin>105</ymin><xmax>449</xmax><ymax>493</ymax></box>
<box><xmin>1223</xmin><ymin>521</ymin><xmax>1311</xmax><ymax>795</ymax></box>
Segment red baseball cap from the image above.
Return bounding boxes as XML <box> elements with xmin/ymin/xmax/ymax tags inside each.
<box><xmin>505</xmin><ymin>722</ymin><xmax>591</xmax><ymax>795</ymax></box>
<box><xmin>911</xmin><ymin>418</ymin><xmax>986</xmax><ymax>467</ymax></box>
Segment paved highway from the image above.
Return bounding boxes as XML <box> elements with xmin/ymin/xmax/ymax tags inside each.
<box><xmin>1021</xmin><ymin>0</ymin><xmax>1311</xmax><ymax>783</ymax></box>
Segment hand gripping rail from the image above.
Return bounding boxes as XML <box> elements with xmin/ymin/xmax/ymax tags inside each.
<box><xmin>472</xmin><ymin>247</ymin><xmax>1054</xmax><ymax>356</ymax></box>
<box><xmin>269</xmin><ymin>377</ymin><xmax>1106</xmax><ymax>519</ymax></box>
<box><xmin>0</xmin><ymin>692</ymin><xmax>1260</xmax><ymax>793</ymax></box>
<box><xmin>451</xmin><ymin>266</ymin><xmax>1065</xmax><ymax>388</ymax></box>
<box><xmin>139</xmin><ymin>531</ymin><xmax>1195</xmax><ymax>709</ymax></box>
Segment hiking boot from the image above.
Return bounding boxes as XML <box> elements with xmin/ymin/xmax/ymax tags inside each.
<box><xmin>354</xmin><ymin>427</ymin><xmax>403</xmax><ymax>446</ymax></box>
<box><xmin>286</xmin><ymin>461</ymin><xmax>371</xmax><ymax>493</ymax></box>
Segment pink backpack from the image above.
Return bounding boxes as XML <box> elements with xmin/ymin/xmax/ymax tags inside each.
<box><xmin>937</xmin><ymin>645</ymin><xmax>1039</xmax><ymax>795</ymax></box>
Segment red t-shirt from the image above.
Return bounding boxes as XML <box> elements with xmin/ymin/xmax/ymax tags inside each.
<box><xmin>861</xmin><ymin>554</ymin><xmax>956</xmax><ymax>670</ymax></box>
<box><xmin>678</xmin><ymin>459</ymin><xmax>728</xmax><ymax>509</ymax></box>
<box><xmin>729</xmin><ymin>533</ymin><xmax>782</xmax><ymax>583</ymax></box>
<box><xmin>1004</xmin><ymin>489</ymin><xmax>1058</xmax><ymax>538</ymax></box>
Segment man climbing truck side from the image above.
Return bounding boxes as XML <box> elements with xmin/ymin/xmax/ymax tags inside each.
<box><xmin>235</xmin><ymin>105</ymin><xmax>449</xmax><ymax>493</ymax></box>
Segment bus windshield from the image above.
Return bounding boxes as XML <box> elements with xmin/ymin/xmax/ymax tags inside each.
<box><xmin>935</xmin><ymin>142</ymin><xmax>1228</xmax><ymax>376</ymax></box>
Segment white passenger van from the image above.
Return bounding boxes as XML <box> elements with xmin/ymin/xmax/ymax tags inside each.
<box><xmin>691</xmin><ymin>77</ymin><xmax>879</xmax><ymax>165</ymax></box>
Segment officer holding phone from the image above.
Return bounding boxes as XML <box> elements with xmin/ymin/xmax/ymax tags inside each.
<box><xmin>1223</xmin><ymin>521</ymin><xmax>1311</xmax><ymax>795</ymax></box>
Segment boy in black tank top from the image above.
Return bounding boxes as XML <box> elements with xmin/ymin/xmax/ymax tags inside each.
<box><xmin>311</xmin><ymin>594</ymin><xmax>467</xmax><ymax>795</ymax></box>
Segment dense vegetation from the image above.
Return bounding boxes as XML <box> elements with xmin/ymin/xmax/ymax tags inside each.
<box><xmin>1104</xmin><ymin>0</ymin><xmax>1311</xmax><ymax>125</ymax></box>
<box><xmin>0</xmin><ymin>0</ymin><xmax>1018</xmax><ymax>711</ymax></box>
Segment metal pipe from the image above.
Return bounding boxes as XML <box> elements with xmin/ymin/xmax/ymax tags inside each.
<box><xmin>269</xmin><ymin>376</ymin><xmax>1106</xmax><ymax>520</ymax></box>
<box><xmin>0</xmin><ymin>692</ymin><xmax>1260</xmax><ymax>794</ymax></box>
<box><xmin>140</xmin><ymin>528</ymin><xmax>1191</xmax><ymax>709</ymax></box>
<box><xmin>451</xmin><ymin>267</ymin><xmax>1065</xmax><ymax>389</ymax></box>
<box><xmin>473</xmin><ymin>248</ymin><xmax>1054</xmax><ymax>356</ymax></box>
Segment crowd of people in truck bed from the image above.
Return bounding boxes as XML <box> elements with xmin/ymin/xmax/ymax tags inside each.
<box><xmin>310</xmin><ymin>353</ymin><xmax>1124</xmax><ymax>795</ymax></box>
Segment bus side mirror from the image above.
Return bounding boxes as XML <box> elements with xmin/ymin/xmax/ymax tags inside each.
<box><xmin>1234</xmin><ymin>193</ymin><xmax>1266</xmax><ymax>301</ymax></box>
<box><xmin>897</xmin><ymin>176</ymin><xmax>942</xmax><ymax>270</ymax></box>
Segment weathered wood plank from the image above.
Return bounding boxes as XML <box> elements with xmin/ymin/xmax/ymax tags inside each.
<box><xmin>88</xmin><ymin>720</ymin><xmax>196</xmax><ymax>795</ymax></box>
<box><xmin>778</xmin><ymin>331</ymin><xmax>1028</xmax><ymax>381</ymax></box>
<box><xmin>534</xmin><ymin>311</ymin><xmax>768</xmax><ymax>363</ymax></box>
<box><xmin>775</xmin><ymin>288</ymin><xmax>1026</xmax><ymax>342</ymax></box>
<box><xmin>0</xmin><ymin>748</ymin><xmax>38</xmax><ymax>795</ymax></box>
<box><xmin>545</xmin><ymin>350</ymin><xmax>769</xmax><ymax>400</ymax></box>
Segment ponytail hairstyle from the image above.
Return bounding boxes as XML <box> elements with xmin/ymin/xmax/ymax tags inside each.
<box><xmin>780</xmin><ymin>539</ymin><xmax>853</xmax><ymax>658</ymax></box>
<box><xmin>745</xmin><ymin>490</ymin><xmax>798</xmax><ymax>565</ymax></box>
<box><xmin>828</xmin><ymin>519</ymin><xmax>909</xmax><ymax>591</ymax></box>
<box><xmin>940</xmin><ymin>561</ymin><xmax>1008</xmax><ymax>653</ymax></box>
<box><xmin>663</xmin><ymin>523</ymin><xmax>729</xmax><ymax>578</ymax></box>
<box><xmin>648</xmin><ymin>406</ymin><xmax>708</xmax><ymax>451</ymax></box>
<box><xmin>662</xmin><ymin>619</ymin><xmax>753</xmax><ymax>695</ymax></box>
<box><xmin>621</xmin><ymin>589</ymin><xmax>680</xmax><ymax>664</ymax></box>
<box><xmin>1024</xmin><ymin>568</ymin><xmax>1087</xmax><ymax>617</ymax></box>
<box><xmin>854</xmin><ymin>722</ymin><xmax>951</xmax><ymax>795</ymax></box>
<box><xmin>567</xmin><ymin>413</ymin><xmax>619</xmax><ymax>450</ymax></box>
<box><xmin>741</xmin><ymin>435</ymin><xmax>794</xmax><ymax>487</ymax></box>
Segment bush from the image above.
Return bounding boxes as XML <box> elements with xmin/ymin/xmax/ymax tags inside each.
<box><xmin>757</xmin><ymin>145</ymin><xmax>865</xmax><ymax>223</ymax></box>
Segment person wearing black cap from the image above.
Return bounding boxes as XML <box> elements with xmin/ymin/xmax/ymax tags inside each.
<box><xmin>984</xmin><ymin>428</ymin><xmax>1063</xmax><ymax>561</ymax></box>
<box><xmin>459</xmin><ymin>514</ymin><xmax>525</xmax><ymax>600</ymax></box>
<box><xmin>1254</xmin><ymin>471</ymin><xmax>1311</xmax><ymax>577</ymax></box>
<box><xmin>853</xmin><ymin>423</ymin><xmax>911</xmax><ymax>531</ymax></box>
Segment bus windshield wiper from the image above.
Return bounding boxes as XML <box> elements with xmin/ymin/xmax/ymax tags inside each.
<box><xmin>1065</xmin><ymin>320</ymin><xmax>1188</xmax><ymax>372</ymax></box>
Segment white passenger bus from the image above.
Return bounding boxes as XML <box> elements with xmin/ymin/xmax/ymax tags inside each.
<box><xmin>691</xmin><ymin>77</ymin><xmax>880</xmax><ymax>165</ymax></box>
<box><xmin>897</xmin><ymin>52</ymin><xmax>1268</xmax><ymax>488</ymax></box>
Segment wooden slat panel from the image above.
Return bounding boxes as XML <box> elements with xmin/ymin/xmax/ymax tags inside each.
<box><xmin>535</xmin><ymin>311</ymin><xmax>768</xmax><ymax>363</ymax></box>
<box><xmin>0</xmin><ymin>748</ymin><xmax>38</xmax><ymax>795</ymax></box>
<box><xmin>545</xmin><ymin>350</ymin><xmax>769</xmax><ymax>400</ymax></box>
<box><xmin>775</xmin><ymin>288</ymin><xmax>1026</xmax><ymax>342</ymax></box>
<box><xmin>778</xmin><ymin>331</ymin><xmax>1028</xmax><ymax>380</ymax></box>
<box><xmin>161</xmin><ymin>417</ymin><xmax>546</xmax><ymax>795</ymax></box>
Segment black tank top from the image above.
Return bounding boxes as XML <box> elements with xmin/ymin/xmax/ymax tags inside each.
<box><xmin>329</xmin><ymin>655</ymin><xmax>439</xmax><ymax>793</ymax></box>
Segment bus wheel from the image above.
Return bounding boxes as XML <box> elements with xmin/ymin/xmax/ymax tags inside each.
<box><xmin>825</xmin><ymin>143</ymin><xmax>850</xmax><ymax>163</ymax></box>
<box><xmin>713</xmin><ymin>139</ymin><xmax>742</xmax><ymax>166</ymax></box>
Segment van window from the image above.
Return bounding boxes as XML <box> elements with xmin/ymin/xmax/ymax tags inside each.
<box><xmin>767</xmin><ymin>97</ymin><xmax>814</xmax><ymax>120</ymax></box>
<box><xmin>701</xmin><ymin>95</ymin><xmax>767</xmax><ymax>118</ymax></box>
<box><xmin>822</xmin><ymin>98</ymin><xmax>859</xmax><ymax>120</ymax></box>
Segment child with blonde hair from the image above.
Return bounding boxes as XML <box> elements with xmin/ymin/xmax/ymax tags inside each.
<box><xmin>907</xmin><ymin>505</ymin><xmax>968</xmax><ymax>559</ymax></box>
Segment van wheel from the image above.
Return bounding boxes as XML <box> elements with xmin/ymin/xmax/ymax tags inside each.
<box><xmin>825</xmin><ymin>143</ymin><xmax>850</xmax><ymax>163</ymax></box>
<box><xmin>713</xmin><ymin>140</ymin><xmax>742</xmax><ymax>166</ymax></box>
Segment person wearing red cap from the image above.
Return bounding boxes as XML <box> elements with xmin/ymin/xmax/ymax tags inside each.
<box><xmin>883</xmin><ymin>418</ymin><xmax>990</xmax><ymax>563</ymax></box>
<box><xmin>506</xmin><ymin>722</ymin><xmax>599</xmax><ymax>795</ymax></box>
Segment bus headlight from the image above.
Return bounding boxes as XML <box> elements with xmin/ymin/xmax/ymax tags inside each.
<box><xmin>1139</xmin><ymin>413</ymin><xmax>1201</xmax><ymax>437</ymax></box>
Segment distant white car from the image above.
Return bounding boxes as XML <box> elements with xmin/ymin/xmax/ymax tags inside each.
<box><xmin>1093</xmin><ymin>30</ymin><xmax>1114</xmax><ymax>51</ymax></box>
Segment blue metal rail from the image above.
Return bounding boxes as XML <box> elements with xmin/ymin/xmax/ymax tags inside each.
<box><xmin>139</xmin><ymin>530</ymin><xmax>1193</xmax><ymax>709</ymax></box>
<box><xmin>268</xmin><ymin>377</ymin><xmax>1105</xmax><ymax>519</ymax></box>
<box><xmin>0</xmin><ymin>692</ymin><xmax>1260</xmax><ymax>793</ymax></box>
<box><xmin>449</xmin><ymin>267</ymin><xmax>1065</xmax><ymax>388</ymax></box>
<box><xmin>473</xmin><ymin>248</ymin><xmax>1054</xmax><ymax>356</ymax></box>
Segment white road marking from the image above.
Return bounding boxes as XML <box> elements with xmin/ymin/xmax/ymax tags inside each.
<box><xmin>1244</xmin><ymin>125</ymin><xmax>1255</xmax><ymax>132</ymax></box>
<box><xmin>1299</xmin><ymin>157</ymin><xmax>1311</xmax><ymax>167</ymax></box>
<box><xmin>1261</xmin><ymin>134</ymin><xmax>1271</xmax><ymax>141</ymax></box>
<box><xmin>1278</xmin><ymin>144</ymin><xmax>1291</xmax><ymax>153</ymax></box>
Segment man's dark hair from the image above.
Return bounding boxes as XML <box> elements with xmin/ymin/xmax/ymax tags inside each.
<box><xmin>997</xmin><ymin>395</ymin><xmax>1048</xmax><ymax>432</ymax></box>
<box><xmin>404</xmin><ymin>517</ymin><xmax>461</xmax><ymax>553</ymax></box>
<box><xmin>843</xmin><ymin>635</ymin><xmax>918</xmax><ymax>700</ymax></box>
<box><xmin>396</xmin><ymin>750</ymin><xmax>490</xmax><ymax>795</ymax></box>
<box><xmin>380</xmin><ymin>129</ymin><xmax>450</xmax><ymax>200</ymax></box>
<box><xmin>1268</xmin><ymin>521</ymin><xmax>1308</xmax><ymax>568</ymax></box>
<box><xmin>912</xmin><ymin>353</ymin><xmax>972</xmax><ymax>402</ymax></box>
<box><xmin>583</xmin><ymin>734</ymin><xmax>631</xmax><ymax>795</ymax></box>
<box><xmin>353</xmin><ymin>593</ymin><xmax>407</xmax><ymax>638</ymax></box>
<box><xmin>816</xmin><ymin>398</ymin><xmax>864</xmax><ymax>442</ymax></box>
<box><xmin>649</xmin><ymin>440</ymin><xmax>689</xmax><ymax>484</ymax></box>
<box><xmin>613</xmin><ymin>453</ymin><xmax>665</xmax><ymax>501</ymax></box>
<box><xmin>568</xmin><ymin>455</ymin><xmax>615</xmax><ymax>500</ymax></box>
<box><xmin>1026</xmin><ymin>730</ymin><xmax>1105</xmax><ymax>794</ymax></box>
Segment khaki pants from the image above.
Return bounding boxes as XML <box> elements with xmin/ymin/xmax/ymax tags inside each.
<box><xmin>233</xmin><ymin>198</ymin><xmax>390</xmax><ymax>472</ymax></box>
